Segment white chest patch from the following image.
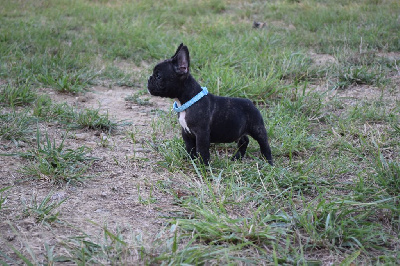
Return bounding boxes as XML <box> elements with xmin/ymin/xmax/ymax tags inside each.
<box><xmin>175</xmin><ymin>99</ymin><xmax>191</xmax><ymax>133</ymax></box>
<box><xmin>178</xmin><ymin>111</ymin><xmax>191</xmax><ymax>133</ymax></box>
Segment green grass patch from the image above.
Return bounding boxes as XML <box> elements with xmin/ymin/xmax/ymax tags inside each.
<box><xmin>33</xmin><ymin>97</ymin><xmax>125</xmax><ymax>132</ymax></box>
<box><xmin>0</xmin><ymin>82</ymin><xmax>37</xmax><ymax>107</ymax></box>
<box><xmin>22</xmin><ymin>190</ymin><xmax>66</xmax><ymax>226</ymax></box>
<box><xmin>0</xmin><ymin>110</ymin><xmax>37</xmax><ymax>142</ymax></box>
<box><xmin>14</xmin><ymin>130</ymin><xmax>96</xmax><ymax>184</ymax></box>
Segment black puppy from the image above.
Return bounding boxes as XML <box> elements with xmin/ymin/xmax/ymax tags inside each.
<box><xmin>148</xmin><ymin>43</ymin><xmax>273</xmax><ymax>166</ymax></box>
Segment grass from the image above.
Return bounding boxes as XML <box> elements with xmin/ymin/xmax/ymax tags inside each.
<box><xmin>36</xmin><ymin>71</ymin><xmax>90</xmax><ymax>94</ymax></box>
<box><xmin>125</xmin><ymin>90</ymin><xmax>152</xmax><ymax>106</ymax></box>
<box><xmin>0</xmin><ymin>0</ymin><xmax>399</xmax><ymax>264</ymax></box>
<box><xmin>0</xmin><ymin>110</ymin><xmax>37</xmax><ymax>142</ymax></box>
<box><xmin>32</xmin><ymin>96</ymin><xmax>124</xmax><ymax>132</ymax></box>
<box><xmin>15</xmin><ymin>129</ymin><xmax>96</xmax><ymax>184</ymax></box>
<box><xmin>335</xmin><ymin>65</ymin><xmax>386</xmax><ymax>89</ymax></box>
<box><xmin>0</xmin><ymin>186</ymin><xmax>12</xmax><ymax>211</ymax></box>
<box><xmin>0</xmin><ymin>82</ymin><xmax>37</xmax><ymax>107</ymax></box>
<box><xmin>57</xmin><ymin>224</ymin><xmax>144</xmax><ymax>265</ymax></box>
<box><xmin>22</xmin><ymin>190</ymin><xmax>66</xmax><ymax>226</ymax></box>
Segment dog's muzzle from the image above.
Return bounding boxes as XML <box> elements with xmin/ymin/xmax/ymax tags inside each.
<box><xmin>147</xmin><ymin>75</ymin><xmax>159</xmax><ymax>96</ymax></box>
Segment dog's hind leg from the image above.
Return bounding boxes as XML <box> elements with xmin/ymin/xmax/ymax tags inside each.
<box><xmin>250</xmin><ymin>126</ymin><xmax>273</xmax><ymax>166</ymax></box>
<box><xmin>232</xmin><ymin>135</ymin><xmax>249</xmax><ymax>160</ymax></box>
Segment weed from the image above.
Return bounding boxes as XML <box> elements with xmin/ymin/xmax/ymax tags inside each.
<box><xmin>75</xmin><ymin>109</ymin><xmax>118</xmax><ymax>132</ymax></box>
<box><xmin>335</xmin><ymin>66</ymin><xmax>385</xmax><ymax>89</ymax></box>
<box><xmin>0</xmin><ymin>82</ymin><xmax>37</xmax><ymax>107</ymax></box>
<box><xmin>0</xmin><ymin>110</ymin><xmax>37</xmax><ymax>142</ymax></box>
<box><xmin>137</xmin><ymin>184</ymin><xmax>157</xmax><ymax>205</ymax></box>
<box><xmin>0</xmin><ymin>186</ymin><xmax>12</xmax><ymax>211</ymax></box>
<box><xmin>371</xmin><ymin>144</ymin><xmax>400</xmax><ymax>196</ymax></box>
<box><xmin>175</xmin><ymin>206</ymin><xmax>289</xmax><ymax>246</ymax></box>
<box><xmin>22</xmin><ymin>190</ymin><xmax>66</xmax><ymax>225</ymax></box>
<box><xmin>33</xmin><ymin>100</ymin><xmax>126</xmax><ymax>132</ymax></box>
<box><xmin>390</xmin><ymin>121</ymin><xmax>400</xmax><ymax>136</ymax></box>
<box><xmin>61</xmin><ymin>224</ymin><xmax>141</xmax><ymax>265</ymax></box>
<box><xmin>33</xmin><ymin>101</ymin><xmax>75</xmax><ymax>123</ymax></box>
<box><xmin>293</xmin><ymin>195</ymin><xmax>396</xmax><ymax>250</ymax></box>
<box><xmin>17</xmin><ymin>129</ymin><xmax>96</xmax><ymax>184</ymax></box>
<box><xmin>126</xmin><ymin>126</ymin><xmax>138</xmax><ymax>144</ymax></box>
<box><xmin>125</xmin><ymin>92</ymin><xmax>152</xmax><ymax>106</ymax></box>
<box><xmin>37</xmin><ymin>71</ymin><xmax>89</xmax><ymax>94</ymax></box>
<box><xmin>347</xmin><ymin>100</ymin><xmax>393</xmax><ymax>123</ymax></box>
<box><xmin>32</xmin><ymin>94</ymin><xmax>53</xmax><ymax>118</ymax></box>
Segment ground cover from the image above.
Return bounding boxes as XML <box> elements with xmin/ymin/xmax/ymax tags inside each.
<box><xmin>0</xmin><ymin>0</ymin><xmax>399</xmax><ymax>264</ymax></box>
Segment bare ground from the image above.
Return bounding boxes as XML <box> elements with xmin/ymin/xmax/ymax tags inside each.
<box><xmin>0</xmin><ymin>85</ymin><xmax>181</xmax><ymax>263</ymax></box>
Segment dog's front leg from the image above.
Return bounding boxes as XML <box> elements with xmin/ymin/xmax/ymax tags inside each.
<box><xmin>195</xmin><ymin>133</ymin><xmax>211</xmax><ymax>165</ymax></box>
<box><xmin>182</xmin><ymin>130</ymin><xmax>196</xmax><ymax>159</ymax></box>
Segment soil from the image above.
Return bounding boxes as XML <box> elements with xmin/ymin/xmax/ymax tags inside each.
<box><xmin>0</xmin><ymin>85</ymin><xmax>182</xmax><ymax>263</ymax></box>
<box><xmin>309</xmin><ymin>52</ymin><xmax>337</xmax><ymax>66</ymax></box>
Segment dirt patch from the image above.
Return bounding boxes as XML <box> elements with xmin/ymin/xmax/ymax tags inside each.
<box><xmin>333</xmin><ymin>71</ymin><xmax>400</xmax><ymax>107</ymax></box>
<box><xmin>253</xmin><ymin>20</ymin><xmax>296</xmax><ymax>30</ymax></box>
<box><xmin>41</xmin><ymin>86</ymin><xmax>170</xmax><ymax>121</ymax></box>
<box><xmin>0</xmin><ymin>86</ymin><xmax>180</xmax><ymax>263</ymax></box>
<box><xmin>336</xmin><ymin>85</ymin><xmax>385</xmax><ymax>101</ymax></box>
<box><xmin>376</xmin><ymin>52</ymin><xmax>400</xmax><ymax>61</ymax></box>
<box><xmin>309</xmin><ymin>52</ymin><xmax>337</xmax><ymax>66</ymax></box>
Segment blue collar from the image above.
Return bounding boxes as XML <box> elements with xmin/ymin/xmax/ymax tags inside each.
<box><xmin>173</xmin><ymin>87</ymin><xmax>208</xmax><ymax>113</ymax></box>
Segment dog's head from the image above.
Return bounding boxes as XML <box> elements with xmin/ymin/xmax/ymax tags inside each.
<box><xmin>147</xmin><ymin>43</ymin><xmax>190</xmax><ymax>98</ymax></box>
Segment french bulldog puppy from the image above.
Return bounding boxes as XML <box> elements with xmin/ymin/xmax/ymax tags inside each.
<box><xmin>148</xmin><ymin>43</ymin><xmax>273</xmax><ymax>166</ymax></box>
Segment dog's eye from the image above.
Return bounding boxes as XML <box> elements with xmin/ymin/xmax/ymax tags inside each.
<box><xmin>156</xmin><ymin>72</ymin><xmax>161</xmax><ymax>80</ymax></box>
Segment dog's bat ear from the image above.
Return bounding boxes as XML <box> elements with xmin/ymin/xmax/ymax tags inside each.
<box><xmin>172</xmin><ymin>44</ymin><xmax>190</xmax><ymax>75</ymax></box>
<box><xmin>171</xmin><ymin>43</ymin><xmax>184</xmax><ymax>59</ymax></box>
